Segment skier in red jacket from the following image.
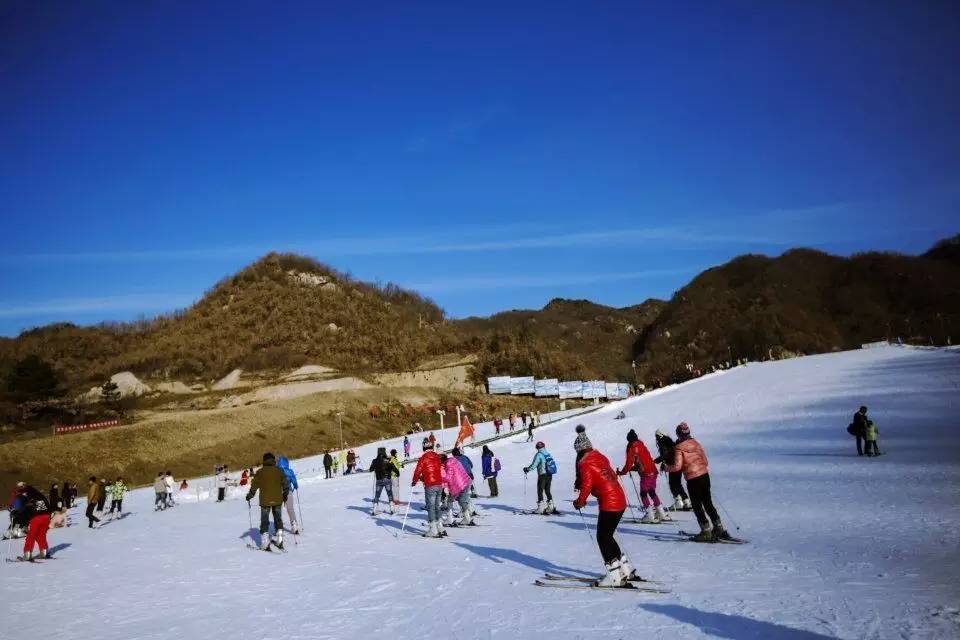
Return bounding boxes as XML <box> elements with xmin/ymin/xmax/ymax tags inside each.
<box><xmin>412</xmin><ymin>438</ymin><xmax>445</xmax><ymax>538</ymax></box>
<box><xmin>573</xmin><ymin>435</ymin><xmax>638</xmax><ymax>587</ymax></box>
<box><xmin>617</xmin><ymin>429</ymin><xmax>669</xmax><ymax>524</ymax></box>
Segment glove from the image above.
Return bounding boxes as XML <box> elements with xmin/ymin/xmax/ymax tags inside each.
<box><xmin>616</xmin><ymin>469</ymin><xmax>625</xmax><ymax>476</ymax></box>
<box><xmin>573</xmin><ymin>501</ymin><xmax>585</xmax><ymax>510</ymax></box>
<box><xmin>523</xmin><ymin>467</ymin><xmax>528</xmax><ymax>474</ymax></box>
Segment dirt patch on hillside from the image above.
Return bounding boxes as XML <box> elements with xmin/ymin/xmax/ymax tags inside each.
<box><xmin>217</xmin><ymin>377</ymin><xmax>374</xmax><ymax>408</ymax></box>
<box><xmin>375</xmin><ymin>363</ymin><xmax>477</xmax><ymax>392</ymax></box>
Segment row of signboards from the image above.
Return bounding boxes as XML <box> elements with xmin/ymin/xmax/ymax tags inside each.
<box><xmin>487</xmin><ymin>376</ymin><xmax>631</xmax><ymax>400</ymax></box>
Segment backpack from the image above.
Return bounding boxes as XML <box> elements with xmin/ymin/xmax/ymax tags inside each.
<box><xmin>494</xmin><ymin>458</ymin><xmax>501</xmax><ymax>472</ymax></box>
<box><xmin>544</xmin><ymin>453</ymin><xmax>558</xmax><ymax>475</ymax></box>
<box><xmin>846</xmin><ymin>423</ymin><xmax>857</xmax><ymax>436</ymax></box>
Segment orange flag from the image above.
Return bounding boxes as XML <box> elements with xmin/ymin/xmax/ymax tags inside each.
<box><xmin>455</xmin><ymin>415</ymin><xmax>475</xmax><ymax>446</ymax></box>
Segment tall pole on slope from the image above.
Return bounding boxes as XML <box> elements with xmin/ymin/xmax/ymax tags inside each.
<box><xmin>336</xmin><ymin>411</ymin><xmax>344</xmax><ymax>451</ymax></box>
<box><xmin>436</xmin><ymin>409</ymin><xmax>446</xmax><ymax>451</ymax></box>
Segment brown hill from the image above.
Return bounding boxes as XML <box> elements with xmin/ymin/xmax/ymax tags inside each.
<box><xmin>456</xmin><ymin>298</ymin><xmax>665</xmax><ymax>385</ymax></box>
<box><xmin>632</xmin><ymin>245</ymin><xmax>960</xmax><ymax>384</ymax></box>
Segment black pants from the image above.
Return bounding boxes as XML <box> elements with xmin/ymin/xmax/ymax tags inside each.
<box><xmin>260</xmin><ymin>505</ymin><xmax>283</xmax><ymax>534</ymax></box>
<box><xmin>110</xmin><ymin>499</ymin><xmax>123</xmax><ymax>514</ymax></box>
<box><xmin>596</xmin><ymin>509</ymin><xmax>625</xmax><ymax>564</ymax></box>
<box><xmin>855</xmin><ymin>435</ymin><xmax>864</xmax><ymax>455</ymax></box>
<box><xmin>96</xmin><ymin>495</ymin><xmax>107</xmax><ymax>511</ymax></box>
<box><xmin>865</xmin><ymin>440</ymin><xmax>880</xmax><ymax>455</ymax></box>
<box><xmin>668</xmin><ymin>472</ymin><xmax>688</xmax><ymax>500</ymax></box>
<box><xmin>687</xmin><ymin>474</ymin><xmax>721</xmax><ymax>528</ymax></box>
<box><xmin>324</xmin><ymin>467</ymin><xmax>332</xmax><ymax>479</ymax></box>
<box><xmin>217</xmin><ymin>487</ymin><xmax>225</xmax><ymax>502</ymax></box>
<box><xmin>85</xmin><ymin>502</ymin><xmax>100</xmax><ymax>528</ymax></box>
<box><xmin>487</xmin><ymin>477</ymin><xmax>499</xmax><ymax>497</ymax></box>
<box><xmin>537</xmin><ymin>474</ymin><xmax>553</xmax><ymax>502</ymax></box>
<box><xmin>156</xmin><ymin>493</ymin><xmax>167</xmax><ymax>509</ymax></box>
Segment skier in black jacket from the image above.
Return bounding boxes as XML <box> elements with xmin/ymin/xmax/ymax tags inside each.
<box><xmin>851</xmin><ymin>406</ymin><xmax>869</xmax><ymax>456</ymax></box>
<box><xmin>654</xmin><ymin>429</ymin><xmax>691</xmax><ymax>511</ymax></box>
<box><xmin>323</xmin><ymin>451</ymin><xmax>334</xmax><ymax>479</ymax></box>
<box><xmin>368</xmin><ymin>447</ymin><xmax>395</xmax><ymax>515</ymax></box>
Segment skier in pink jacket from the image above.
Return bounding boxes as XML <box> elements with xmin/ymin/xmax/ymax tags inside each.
<box><xmin>440</xmin><ymin>454</ymin><xmax>475</xmax><ymax>526</ymax></box>
<box><xmin>665</xmin><ymin>422</ymin><xmax>728</xmax><ymax>542</ymax></box>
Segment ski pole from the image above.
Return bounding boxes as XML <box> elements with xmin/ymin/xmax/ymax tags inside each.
<box><xmin>523</xmin><ymin>472</ymin><xmax>528</xmax><ymax>510</ymax></box>
<box><xmin>714</xmin><ymin>494</ymin><xmax>741</xmax><ymax>532</ymax></box>
<box><xmin>296</xmin><ymin>489</ymin><xmax>304</xmax><ymax>533</ymax></box>
<box><xmin>618</xmin><ymin>474</ymin><xmax>638</xmax><ymax>521</ymax></box>
<box><xmin>397</xmin><ymin>491</ymin><xmax>415</xmax><ymax>537</ymax></box>
<box><xmin>628</xmin><ymin>473</ymin><xmax>648</xmax><ymax>518</ymax></box>
<box><xmin>576</xmin><ymin>508</ymin><xmax>606</xmax><ymax>568</ymax></box>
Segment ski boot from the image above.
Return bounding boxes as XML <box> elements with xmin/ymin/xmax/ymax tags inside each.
<box><xmin>259</xmin><ymin>535</ymin><xmax>271</xmax><ymax>550</ymax></box>
<box><xmin>596</xmin><ymin>560</ymin><xmax>626</xmax><ymax>587</ymax></box>
<box><xmin>388</xmin><ymin>503</ymin><xmax>395</xmax><ymax>515</ymax></box>
<box><xmin>17</xmin><ymin>551</ymin><xmax>33</xmax><ymax>562</ymax></box>
<box><xmin>370</xmin><ymin>505</ymin><xmax>379</xmax><ymax>516</ymax></box>
<box><xmin>683</xmin><ymin>497</ymin><xmax>694</xmax><ymax>511</ymax></box>
<box><xmin>655</xmin><ymin>505</ymin><xmax>671</xmax><ymax>522</ymax></box>
<box><xmin>535</xmin><ymin>500</ymin><xmax>547</xmax><ymax>515</ymax></box>
<box><xmin>546</xmin><ymin>500</ymin><xmax>557</xmax><ymax>515</ymax></box>
<box><xmin>273</xmin><ymin>530</ymin><xmax>284</xmax><ymax>550</ymax></box>
<box><xmin>618</xmin><ymin>555</ymin><xmax>642</xmax><ymax>582</ymax></box>
<box><xmin>640</xmin><ymin>508</ymin><xmax>656</xmax><ymax>524</ymax></box>
<box><xmin>671</xmin><ymin>496</ymin><xmax>685</xmax><ymax>512</ymax></box>
<box><xmin>711</xmin><ymin>521</ymin><xmax>732</xmax><ymax>542</ymax></box>
<box><xmin>435</xmin><ymin>521</ymin><xmax>448</xmax><ymax>537</ymax></box>
<box><xmin>692</xmin><ymin>521</ymin><xmax>714</xmax><ymax>542</ymax></box>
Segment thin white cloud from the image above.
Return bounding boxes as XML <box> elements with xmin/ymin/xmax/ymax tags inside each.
<box><xmin>408</xmin><ymin>269</ymin><xmax>695</xmax><ymax>294</ymax></box>
<box><xmin>0</xmin><ymin>293</ymin><xmax>196</xmax><ymax>318</ymax></box>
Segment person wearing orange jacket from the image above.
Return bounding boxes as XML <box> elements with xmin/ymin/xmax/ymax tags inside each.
<box><xmin>572</xmin><ymin>434</ymin><xmax>638</xmax><ymax>588</ymax></box>
<box><xmin>664</xmin><ymin>422</ymin><xmax>728</xmax><ymax>542</ymax></box>
<box><xmin>617</xmin><ymin>429</ymin><xmax>669</xmax><ymax>524</ymax></box>
<box><xmin>411</xmin><ymin>437</ymin><xmax>445</xmax><ymax>538</ymax></box>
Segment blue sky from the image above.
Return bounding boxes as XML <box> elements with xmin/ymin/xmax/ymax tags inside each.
<box><xmin>1</xmin><ymin>2</ymin><xmax>958</xmax><ymax>336</ymax></box>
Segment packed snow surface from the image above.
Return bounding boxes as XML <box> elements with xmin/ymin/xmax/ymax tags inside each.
<box><xmin>3</xmin><ymin>346</ymin><xmax>959</xmax><ymax>639</ymax></box>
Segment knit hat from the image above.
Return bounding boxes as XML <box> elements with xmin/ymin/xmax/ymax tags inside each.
<box><xmin>535</xmin><ymin>441</ymin><xmax>545</xmax><ymax>449</ymax></box>
<box><xmin>422</xmin><ymin>438</ymin><xmax>433</xmax><ymax>450</ymax></box>
<box><xmin>262</xmin><ymin>452</ymin><xmax>275</xmax><ymax>463</ymax></box>
<box><xmin>573</xmin><ymin>432</ymin><xmax>593</xmax><ymax>452</ymax></box>
<box><xmin>575</xmin><ymin>424</ymin><xmax>586</xmax><ymax>434</ymax></box>
<box><xmin>626</xmin><ymin>429</ymin><xmax>638</xmax><ymax>442</ymax></box>
<box><xmin>675</xmin><ymin>422</ymin><xmax>691</xmax><ymax>438</ymax></box>
<box><xmin>655</xmin><ymin>429</ymin><xmax>667</xmax><ymax>438</ymax></box>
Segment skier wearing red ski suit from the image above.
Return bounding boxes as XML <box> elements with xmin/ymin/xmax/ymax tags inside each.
<box><xmin>574</xmin><ymin>448</ymin><xmax>626</xmax><ymax>564</ymax></box>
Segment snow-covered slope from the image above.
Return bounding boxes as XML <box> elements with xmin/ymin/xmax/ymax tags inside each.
<box><xmin>3</xmin><ymin>347</ymin><xmax>959</xmax><ymax>639</ymax></box>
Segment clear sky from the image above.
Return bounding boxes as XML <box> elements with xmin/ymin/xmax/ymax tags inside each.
<box><xmin>1</xmin><ymin>2</ymin><xmax>958</xmax><ymax>336</ymax></box>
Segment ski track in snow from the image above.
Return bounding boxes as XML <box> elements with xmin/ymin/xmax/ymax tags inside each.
<box><xmin>2</xmin><ymin>346</ymin><xmax>959</xmax><ymax>639</ymax></box>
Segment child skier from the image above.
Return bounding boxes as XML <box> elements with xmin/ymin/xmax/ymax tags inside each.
<box><xmin>164</xmin><ymin>471</ymin><xmax>175</xmax><ymax>507</ymax></box>
<box><xmin>618</xmin><ymin>429</ymin><xmax>668</xmax><ymax>523</ymax></box>
<box><xmin>389</xmin><ymin>449</ymin><xmax>402</xmax><ymax>505</ymax></box>
<box><xmin>368</xmin><ymin>447</ymin><xmax>396</xmax><ymax>515</ymax></box>
<box><xmin>864</xmin><ymin>420</ymin><xmax>881</xmax><ymax>456</ymax></box>
<box><xmin>246</xmin><ymin>452</ymin><xmax>290</xmax><ymax>550</ymax></box>
<box><xmin>572</xmin><ymin>434</ymin><xmax>638</xmax><ymax>587</ymax></box>
<box><xmin>277</xmin><ymin>456</ymin><xmax>300</xmax><ymax>533</ymax></box>
<box><xmin>411</xmin><ymin>438</ymin><xmax>444</xmax><ymax>538</ymax></box>
<box><xmin>108</xmin><ymin>477</ymin><xmax>127</xmax><ymax>515</ymax></box>
<box><xmin>664</xmin><ymin>423</ymin><xmax>729</xmax><ymax>542</ymax></box>
<box><xmin>403</xmin><ymin>435</ymin><xmax>411</xmax><ymax>459</ymax></box>
<box><xmin>440</xmin><ymin>453</ymin><xmax>475</xmax><ymax>526</ymax></box>
<box><xmin>18</xmin><ymin>486</ymin><xmax>51</xmax><ymax>561</ymax></box>
<box><xmin>523</xmin><ymin>441</ymin><xmax>558</xmax><ymax>514</ymax></box>
<box><xmin>154</xmin><ymin>472</ymin><xmax>168</xmax><ymax>510</ymax></box>
<box><xmin>654</xmin><ymin>429</ymin><xmax>691</xmax><ymax>511</ymax></box>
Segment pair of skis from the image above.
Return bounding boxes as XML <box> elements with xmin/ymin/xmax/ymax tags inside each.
<box><xmin>515</xmin><ymin>509</ymin><xmax>563</xmax><ymax>516</ymax></box>
<box><xmin>653</xmin><ymin>530</ymin><xmax>749</xmax><ymax>544</ymax></box>
<box><xmin>534</xmin><ymin>573</ymin><xmax>671</xmax><ymax>594</ymax></box>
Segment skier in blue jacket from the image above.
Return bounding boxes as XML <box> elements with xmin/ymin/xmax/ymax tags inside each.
<box><xmin>277</xmin><ymin>456</ymin><xmax>300</xmax><ymax>534</ymax></box>
<box><xmin>481</xmin><ymin>445</ymin><xmax>501</xmax><ymax>497</ymax></box>
<box><xmin>523</xmin><ymin>442</ymin><xmax>557</xmax><ymax>514</ymax></box>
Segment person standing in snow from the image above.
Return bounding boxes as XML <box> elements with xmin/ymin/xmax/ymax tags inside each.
<box><xmin>440</xmin><ymin>453</ymin><xmax>475</xmax><ymax>526</ymax></box>
<box><xmin>864</xmin><ymin>420</ymin><xmax>881</xmax><ymax>456</ymax></box>
<box><xmin>850</xmin><ymin>406</ymin><xmax>869</xmax><ymax>456</ymax></box>
<box><xmin>216</xmin><ymin>466</ymin><xmax>230</xmax><ymax>502</ymax></box>
<box><xmin>389</xmin><ymin>449</ymin><xmax>402</xmax><ymax>506</ymax></box>
<box><xmin>654</xmin><ymin>429</ymin><xmax>691</xmax><ymax>511</ymax></box>
<box><xmin>96</xmin><ymin>478</ymin><xmax>108</xmax><ymax>513</ymax></box>
<box><xmin>411</xmin><ymin>438</ymin><xmax>444</xmax><ymax>538</ymax></box>
<box><xmin>617</xmin><ymin>429</ymin><xmax>669</xmax><ymax>523</ymax></box>
<box><xmin>572</xmin><ymin>435</ymin><xmax>638</xmax><ymax>587</ymax></box>
<box><xmin>85</xmin><ymin>476</ymin><xmax>102</xmax><ymax>528</ymax></box>
<box><xmin>524</xmin><ymin>441</ymin><xmax>558</xmax><ymax>514</ymax></box>
<box><xmin>108</xmin><ymin>477</ymin><xmax>127</xmax><ymax>515</ymax></box>
<box><xmin>481</xmin><ymin>445</ymin><xmax>500</xmax><ymax>497</ymax></box>
<box><xmin>493</xmin><ymin>417</ymin><xmax>502</xmax><ymax>436</ymax></box>
<box><xmin>452</xmin><ymin>447</ymin><xmax>477</xmax><ymax>499</ymax></box>
<box><xmin>526</xmin><ymin>417</ymin><xmax>535</xmax><ymax>442</ymax></box>
<box><xmin>164</xmin><ymin>471</ymin><xmax>176</xmax><ymax>507</ymax></box>
<box><xmin>368</xmin><ymin>447</ymin><xmax>396</xmax><ymax>515</ymax></box>
<box><xmin>49</xmin><ymin>483</ymin><xmax>61</xmax><ymax>511</ymax></box>
<box><xmin>403</xmin><ymin>436</ymin><xmax>411</xmax><ymax>460</ymax></box>
<box><xmin>664</xmin><ymin>423</ymin><xmax>729</xmax><ymax>542</ymax></box>
<box><xmin>346</xmin><ymin>450</ymin><xmax>357</xmax><ymax>474</ymax></box>
<box><xmin>323</xmin><ymin>451</ymin><xmax>333</xmax><ymax>478</ymax></box>
<box><xmin>18</xmin><ymin>486</ymin><xmax>51</xmax><ymax>561</ymax></box>
<box><xmin>246</xmin><ymin>452</ymin><xmax>290</xmax><ymax>550</ymax></box>
<box><xmin>277</xmin><ymin>457</ymin><xmax>300</xmax><ymax>533</ymax></box>
<box><xmin>573</xmin><ymin>425</ymin><xmax>588</xmax><ymax>490</ymax></box>
<box><xmin>153</xmin><ymin>472</ymin><xmax>168</xmax><ymax>510</ymax></box>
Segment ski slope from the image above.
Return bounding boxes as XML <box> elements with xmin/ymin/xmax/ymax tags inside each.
<box><xmin>2</xmin><ymin>346</ymin><xmax>959</xmax><ymax>639</ymax></box>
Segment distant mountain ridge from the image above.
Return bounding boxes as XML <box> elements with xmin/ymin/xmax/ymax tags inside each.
<box><xmin>1</xmin><ymin>235</ymin><xmax>958</xmax><ymax>395</ymax></box>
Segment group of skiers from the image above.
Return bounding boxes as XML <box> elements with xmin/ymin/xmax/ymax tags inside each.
<box><xmin>410</xmin><ymin>438</ymin><xmax>486</xmax><ymax>537</ymax></box>
<box><xmin>152</xmin><ymin>471</ymin><xmax>176</xmax><ymax>510</ymax></box>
